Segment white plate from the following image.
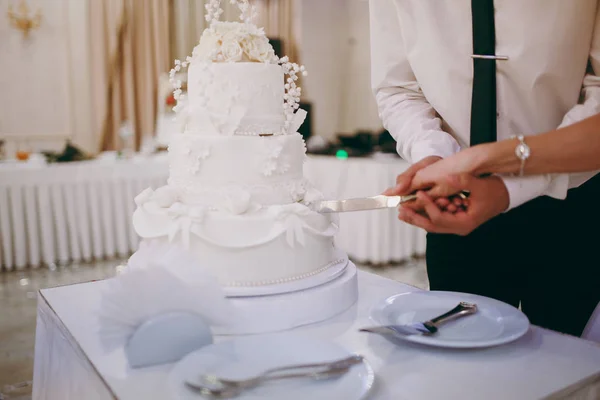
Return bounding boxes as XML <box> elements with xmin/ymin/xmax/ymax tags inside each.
<box><xmin>369</xmin><ymin>291</ymin><xmax>530</xmax><ymax>348</ymax></box>
<box><xmin>223</xmin><ymin>250</ymin><xmax>348</xmax><ymax>297</ymax></box>
<box><xmin>168</xmin><ymin>333</ymin><xmax>374</xmax><ymax>400</ymax></box>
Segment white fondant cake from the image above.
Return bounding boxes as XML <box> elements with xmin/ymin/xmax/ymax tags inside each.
<box><xmin>131</xmin><ymin>10</ymin><xmax>341</xmax><ymax>288</ymax></box>
<box><xmin>186</xmin><ymin>63</ymin><xmax>286</xmax><ymax>136</ymax></box>
<box><xmin>167</xmin><ymin>134</ymin><xmax>309</xmax><ymax>206</ymax></box>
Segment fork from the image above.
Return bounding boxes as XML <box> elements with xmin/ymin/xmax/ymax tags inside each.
<box><xmin>185</xmin><ymin>366</ymin><xmax>352</xmax><ymax>398</ymax></box>
<box><xmin>185</xmin><ymin>354</ymin><xmax>364</xmax><ymax>398</ymax></box>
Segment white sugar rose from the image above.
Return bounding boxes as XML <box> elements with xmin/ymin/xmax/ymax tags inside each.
<box><xmin>242</xmin><ymin>36</ymin><xmax>275</xmax><ymax>62</ymax></box>
<box><xmin>240</xmin><ymin>37</ymin><xmax>259</xmax><ymax>61</ymax></box>
<box><xmin>220</xmin><ymin>40</ymin><xmax>243</xmax><ymax>62</ymax></box>
<box><xmin>220</xmin><ymin>32</ymin><xmax>244</xmax><ymax>62</ymax></box>
<box><xmin>195</xmin><ymin>30</ymin><xmax>220</xmax><ymax>60</ymax></box>
<box><xmin>255</xmin><ymin>38</ymin><xmax>276</xmax><ymax>61</ymax></box>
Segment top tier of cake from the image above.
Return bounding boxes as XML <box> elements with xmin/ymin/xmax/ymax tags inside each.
<box><xmin>179</xmin><ymin>21</ymin><xmax>304</xmax><ymax>137</ymax></box>
<box><xmin>186</xmin><ymin>62</ymin><xmax>285</xmax><ymax>136</ymax></box>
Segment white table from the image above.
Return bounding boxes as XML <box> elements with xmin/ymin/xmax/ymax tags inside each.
<box><xmin>0</xmin><ymin>156</ymin><xmax>168</xmax><ymax>270</ymax></box>
<box><xmin>33</xmin><ymin>271</ymin><xmax>600</xmax><ymax>400</ymax></box>
<box><xmin>1</xmin><ymin>154</ymin><xmax>423</xmax><ymax>271</ymax></box>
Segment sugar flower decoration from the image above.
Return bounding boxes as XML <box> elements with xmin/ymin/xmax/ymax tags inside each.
<box><xmin>170</xmin><ymin>0</ymin><xmax>308</xmax><ymax>136</ymax></box>
<box><xmin>205</xmin><ymin>0</ymin><xmax>257</xmax><ymax>25</ymax></box>
<box><xmin>278</xmin><ymin>56</ymin><xmax>308</xmax><ymax>133</ymax></box>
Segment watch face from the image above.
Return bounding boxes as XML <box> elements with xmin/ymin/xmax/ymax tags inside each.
<box><xmin>515</xmin><ymin>143</ymin><xmax>530</xmax><ymax>160</ymax></box>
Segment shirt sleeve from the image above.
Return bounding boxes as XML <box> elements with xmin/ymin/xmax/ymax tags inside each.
<box><xmin>501</xmin><ymin>5</ymin><xmax>600</xmax><ymax>210</ymax></box>
<box><xmin>369</xmin><ymin>0</ymin><xmax>461</xmax><ymax>163</ymax></box>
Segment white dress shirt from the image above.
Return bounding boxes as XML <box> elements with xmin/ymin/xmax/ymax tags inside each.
<box><xmin>370</xmin><ymin>0</ymin><xmax>600</xmax><ymax>210</ymax></box>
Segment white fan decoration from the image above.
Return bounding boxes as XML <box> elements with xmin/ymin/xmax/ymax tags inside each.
<box><xmin>97</xmin><ymin>241</ymin><xmax>235</xmax><ymax>352</ymax></box>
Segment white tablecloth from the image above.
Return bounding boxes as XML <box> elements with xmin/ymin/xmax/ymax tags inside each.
<box><xmin>0</xmin><ymin>156</ymin><xmax>168</xmax><ymax>270</ymax></box>
<box><xmin>0</xmin><ymin>154</ymin><xmax>423</xmax><ymax>270</ymax></box>
<box><xmin>33</xmin><ymin>271</ymin><xmax>600</xmax><ymax>400</ymax></box>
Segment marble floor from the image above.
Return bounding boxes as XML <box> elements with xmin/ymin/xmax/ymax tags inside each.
<box><xmin>0</xmin><ymin>258</ymin><xmax>428</xmax><ymax>399</ymax></box>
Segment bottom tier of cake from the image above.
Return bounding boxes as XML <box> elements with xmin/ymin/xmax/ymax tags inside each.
<box><xmin>214</xmin><ymin>261</ymin><xmax>359</xmax><ymax>335</ymax></box>
<box><xmin>132</xmin><ymin>188</ymin><xmax>340</xmax><ymax>287</ymax></box>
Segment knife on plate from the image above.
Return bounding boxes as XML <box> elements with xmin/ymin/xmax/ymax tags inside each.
<box><xmin>307</xmin><ymin>191</ymin><xmax>469</xmax><ymax>214</ymax></box>
<box><xmin>359</xmin><ymin>302</ymin><xmax>478</xmax><ymax>337</ymax></box>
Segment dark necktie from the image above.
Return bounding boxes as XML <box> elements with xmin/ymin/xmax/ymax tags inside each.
<box><xmin>470</xmin><ymin>0</ymin><xmax>497</xmax><ymax>146</ymax></box>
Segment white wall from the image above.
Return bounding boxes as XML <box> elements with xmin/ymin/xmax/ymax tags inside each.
<box><xmin>338</xmin><ymin>0</ymin><xmax>382</xmax><ymax>134</ymax></box>
<box><xmin>298</xmin><ymin>0</ymin><xmax>382</xmax><ymax>140</ymax></box>
<box><xmin>0</xmin><ymin>0</ymin><xmax>93</xmax><ymax>155</ymax></box>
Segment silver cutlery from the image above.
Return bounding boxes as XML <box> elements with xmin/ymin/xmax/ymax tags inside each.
<box><xmin>360</xmin><ymin>301</ymin><xmax>478</xmax><ymax>337</ymax></box>
<box><xmin>307</xmin><ymin>194</ymin><xmax>417</xmax><ymax>213</ymax></box>
<box><xmin>185</xmin><ymin>354</ymin><xmax>364</xmax><ymax>398</ymax></box>
<box><xmin>307</xmin><ymin>191</ymin><xmax>470</xmax><ymax>213</ymax></box>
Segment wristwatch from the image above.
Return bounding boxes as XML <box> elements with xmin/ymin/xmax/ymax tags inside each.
<box><xmin>513</xmin><ymin>135</ymin><xmax>531</xmax><ymax>177</ymax></box>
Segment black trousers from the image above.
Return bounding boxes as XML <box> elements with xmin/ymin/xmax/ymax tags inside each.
<box><xmin>426</xmin><ymin>173</ymin><xmax>600</xmax><ymax>336</ymax></box>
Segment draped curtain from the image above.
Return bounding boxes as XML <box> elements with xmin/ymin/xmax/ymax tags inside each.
<box><xmin>91</xmin><ymin>0</ymin><xmax>297</xmax><ymax>152</ymax></box>
<box><xmin>254</xmin><ymin>0</ymin><xmax>298</xmax><ymax>64</ymax></box>
<box><xmin>90</xmin><ymin>0</ymin><xmax>171</xmax><ymax>151</ymax></box>
<box><xmin>171</xmin><ymin>0</ymin><xmax>239</xmax><ymax>61</ymax></box>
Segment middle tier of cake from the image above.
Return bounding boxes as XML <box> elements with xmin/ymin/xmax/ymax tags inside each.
<box><xmin>168</xmin><ymin>133</ymin><xmax>309</xmax><ymax>208</ymax></box>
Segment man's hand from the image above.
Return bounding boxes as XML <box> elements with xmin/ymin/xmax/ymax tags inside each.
<box><xmin>383</xmin><ymin>156</ymin><xmax>442</xmax><ymax>196</ymax></box>
<box><xmin>397</xmin><ymin>174</ymin><xmax>509</xmax><ymax>236</ymax></box>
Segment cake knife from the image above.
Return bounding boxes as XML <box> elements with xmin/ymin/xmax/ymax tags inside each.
<box><xmin>307</xmin><ymin>194</ymin><xmax>417</xmax><ymax>213</ymax></box>
<box><xmin>308</xmin><ymin>191</ymin><xmax>469</xmax><ymax>214</ymax></box>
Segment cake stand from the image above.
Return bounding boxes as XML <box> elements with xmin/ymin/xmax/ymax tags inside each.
<box><xmin>213</xmin><ymin>257</ymin><xmax>358</xmax><ymax>335</ymax></box>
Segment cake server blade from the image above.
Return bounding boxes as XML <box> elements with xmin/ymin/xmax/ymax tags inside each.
<box><xmin>359</xmin><ymin>302</ymin><xmax>478</xmax><ymax>338</ymax></box>
<box><xmin>307</xmin><ymin>194</ymin><xmax>417</xmax><ymax>213</ymax></box>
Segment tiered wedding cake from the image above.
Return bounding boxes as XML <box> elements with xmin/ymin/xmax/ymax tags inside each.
<box><xmin>129</xmin><ymin>2</ymin><xmax>357</xmax><ymax>333</ymax></box>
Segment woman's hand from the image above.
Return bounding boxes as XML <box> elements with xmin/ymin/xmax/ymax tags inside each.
<box><xmin>410</xmin><ymin>146</ymin><xmax>486</xmax><ymax>197</ymax></box>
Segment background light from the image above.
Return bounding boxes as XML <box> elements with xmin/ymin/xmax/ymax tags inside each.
<box><xmin>335</xmin><ymin>149</ymin><xmax>349</xmax><ymax>159</ymax></box>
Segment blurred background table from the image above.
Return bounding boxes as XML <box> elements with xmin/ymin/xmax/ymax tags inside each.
<box><xmin>0</xmin><ymin>154</ymin><xmax>424</xmax><ymax>271</ymax></box>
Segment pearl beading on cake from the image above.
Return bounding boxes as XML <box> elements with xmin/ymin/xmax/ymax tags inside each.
<box><xmin>170</xmin><ymin>179</ymin><xmax>310</xmax><ymax>207</ymax></box>
<box><xmin>224</xmin><ymin>257</ymin><xmax>347</xmax><ymax>287</ymax></box>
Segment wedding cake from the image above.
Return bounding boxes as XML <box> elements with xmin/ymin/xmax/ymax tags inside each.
<box><xmin>129</xmin><ymin>1</ymin><xmax>357</xmax><ymax>333</ymax></box>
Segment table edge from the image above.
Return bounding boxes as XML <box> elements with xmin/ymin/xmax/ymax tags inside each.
<box><xmin>38</xmin><ymin>289</ymin><xmax>119</xmax><ymax>400</ymax></box>
<box><xmin>544</xmin><ymin>370</ymin><xmax>600</xmax><ymax>399</ymax></box>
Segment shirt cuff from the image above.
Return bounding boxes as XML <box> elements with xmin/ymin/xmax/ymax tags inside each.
<box><xmin>408</xmin><ymin>136</ymin><xmax>461</xmax><ymax>163</ymax></box>
<box><xmin>499</xmin><ymin>174</ymin><xmax>560</xmax><ymax>210</ymax></box>
<box><xmin>545</xmin><ymin>173</ymin><xmax>569</xmax><ymax>200</ymax></box>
